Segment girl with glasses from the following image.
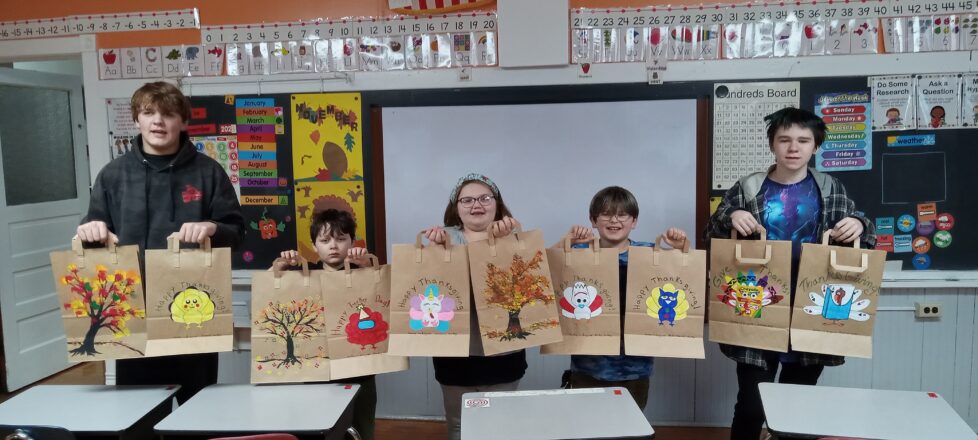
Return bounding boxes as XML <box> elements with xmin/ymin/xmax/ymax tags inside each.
<box><xmin>421</xmin><ymin>173</ymin><xmax>526</xmax><ymax>440</ymax></box>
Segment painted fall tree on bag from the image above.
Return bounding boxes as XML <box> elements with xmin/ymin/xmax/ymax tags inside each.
<box><xmin>61</xmin><ymin>264</ymin><xmax>145</xmax><ymax>356</ymax></box>
<box><xmin>483</xmin><ymin>251</ymin><xmax>558</xmax><ymax>341</ymax></box>
<box><xmin>254</xmin><ymin>298</ymin><xmax>327</xmax><ymax>369</ymax></box>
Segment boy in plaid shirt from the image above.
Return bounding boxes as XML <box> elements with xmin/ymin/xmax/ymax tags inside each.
<box><xmin>706</xmin><ymin>107</ymin><xmax>876</xmax><ymax>440</ymax></box>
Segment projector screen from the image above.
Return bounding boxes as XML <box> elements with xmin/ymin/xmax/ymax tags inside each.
<box><xmin>382</xmin><ymin>99</ymin><xmax>698</xmax><ymax>253</ymax></box>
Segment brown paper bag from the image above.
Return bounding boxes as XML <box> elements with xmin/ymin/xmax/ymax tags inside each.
<box><xmin>708</xmin><ymin>227</ymin><xmax>793</xmax><ymax>352</ymax></box>
<box><xmin>322</xmin><ymin>256</ymin><xmax>409</xmax><ymax>380</ymax></box>
<box><xmin>49</xmin><ymin>238</ymin><xmax>147</xmax><ymax>361</ymax></box>
<box><xmin>144</xmin><ymin>234</ymin><xmax>233</xmax><ymax>357</ymax></box>
<box><xmin>468</xmin><ymin>229</ymin><xmax>563</xmax><ymax>356</ymax></box>
<box><xmin>250</xmin><ymin>258</ymin><xmax>331</xmax><ymax>383</ymax></box>
<box><xmin>388</xmin><ymin>233</ymin><xmax>471</xmax><ymax>357</ymax></box>
<box><xmin>790</xmin><ymin>231</ymin><xmax>885</xmax><ymax>358</ymax></box>
<box><xmin>625</xmin><ymin>237</ymin><xmax>707</xmax><ymax>358</ymax></box>
<box><xmin>540</xmin><ymin>236</ymin><xmax>620</xmax><ymax>355</ymax></box>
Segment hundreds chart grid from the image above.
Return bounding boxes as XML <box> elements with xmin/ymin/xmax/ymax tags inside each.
<box><xmin>712</xmin><ymin>82</ymin><xmax>800</xmax><ymax>190</ymax></box>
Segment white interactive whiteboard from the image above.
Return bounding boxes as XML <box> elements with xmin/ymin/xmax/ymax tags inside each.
<box><xmin>382</xmin><ymin>99</ymin><xmax>698</xmax><ymax>253</ymax></box>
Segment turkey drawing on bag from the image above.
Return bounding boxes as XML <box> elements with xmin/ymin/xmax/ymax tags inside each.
<box><xmin>559</xmin><ymin>281</ymin><xmax>603</xmax><ymax>320</ymax></box>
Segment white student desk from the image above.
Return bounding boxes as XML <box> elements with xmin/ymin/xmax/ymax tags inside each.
<box><xmin>760</xmin><ymin>383</ymin><xmax>978</xmax><ymax>440</ymax></box>
<box><xmin>154</xmin><ymin>383</ymin><xmax>359</xmax><ymax>440</ymax></box>
<box><xmin>461</xmin><ymin>387</ymin><xmax>654</xmax><ymax>440</ymax></box>
<box><xmin>0</xmin><ymin>384</ymin><xmax>179</xmax><ymax>439</ymax></box>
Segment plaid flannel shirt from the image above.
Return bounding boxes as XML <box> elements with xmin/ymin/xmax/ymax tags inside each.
<box><xmin>704</xmin><ymin>167</ymin><xmax>877</xmax><ymax>369</ymax></box>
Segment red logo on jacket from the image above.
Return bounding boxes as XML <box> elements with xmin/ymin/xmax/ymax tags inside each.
<box><xmin>182</xmin><ymin>185</ymin><xmax>202</xmax><ymax>203</ymax></box>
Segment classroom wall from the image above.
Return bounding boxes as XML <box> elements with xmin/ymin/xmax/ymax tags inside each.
<box><xmin>0</xmin><ymin>0</ymin><xmax>706</xmax><ymax>49</ymax></box>
<box><xmin>6</xmin><ymin>0</ymin><xmax>978</xmax><ymax>432</ymax></box>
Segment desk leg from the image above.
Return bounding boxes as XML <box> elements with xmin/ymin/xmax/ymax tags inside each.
<box><xmin>121</xmin><ymin>398</ymin><xmax>173</xmax><ymax>440</ymax></box>
<box><xmin>324</xmin><ymin>399</ymin><xmax>356</xmax><ymax>440</ymax></box>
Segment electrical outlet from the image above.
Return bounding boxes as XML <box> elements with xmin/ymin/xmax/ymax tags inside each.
<box><xmin>915</xmin><ymin>302</ymin><xmax>943</xmax><ymax>318</ymax></box>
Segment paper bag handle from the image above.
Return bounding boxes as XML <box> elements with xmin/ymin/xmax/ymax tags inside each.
<box><xmin>486</xmin><ymin>224</ymin><xmax>525</xmax><ymax>257</ymax></box>
<box><xmin>735</xmin><ymin>244</ymin><xmax>772</xmax><ymax>265</ymax></box>
<box><xmin>343</xmin><ymin>253</ymin><xmax>381</xmax><ymax>287</ymax></box>
<box><xmin>820</xmin><ymin>230</ymin><xmax>860</xmax><ymax>249</ymax></box>
<box><xmin>653</xmin><ymin>235</ymin><xmax>690</xmax><ymax>267</ymax></box>
<box><xmin>272</xmin><ymin>256</ymin><xmax>310</xmax><ymax>288</ymax></box>
<box><xmin>731</xmin><ymin>225</ymin><xmax>771</xmax><ymax>265</ymax></box>
<box><xmin>830</xmin><ymin>251</ymin><xmax>869</xmax><ymax>274</ymax></box>
<box><xmin>415</xmin><ymin>231</ymin><xmax>453</xmax><ymax>263</ymax></box>
<box><xmin>166</xmin><ymin>233</ymin><xmax>213</xmax><ymax>268</ymax></box>
<box><xmin>71</xmin><ymin>235</ymin><xmax>119</xmax><ymax>266</ymax></box>
<box><xmin>730</xmin><ymin>225</ymin><xmax>767</xmax><ymax>241</ymax></box>
<box><xmin>654</xmin><ymin>235</ymin><xmax>690</xmax><ymax>253</ymax></box>
<box><xmin>562</xmin><ymin>234</ymin><xmax>600</xmax><ymax>266</ymax></box>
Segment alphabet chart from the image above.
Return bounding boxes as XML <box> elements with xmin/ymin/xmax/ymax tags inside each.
<box><xmin>712</xmin><ymin>81</ymin><xmax>800</xmax><ymax>190</ymax></box>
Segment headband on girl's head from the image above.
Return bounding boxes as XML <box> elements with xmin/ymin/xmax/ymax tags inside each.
<box><xmin>449</xmin><ymin>173</ymin><xmax>500</xmax><ymax>203</ymax></box>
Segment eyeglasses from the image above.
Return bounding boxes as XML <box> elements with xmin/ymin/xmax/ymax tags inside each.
<box><xmin>458</xmin><ymin>194</ymin><xmax>495</xmax><ymax>208</ymax></box>
<box><xmin>597</xmin><ymin>212</ymin><xmax>633</xmax><ymax>223</ymax></box>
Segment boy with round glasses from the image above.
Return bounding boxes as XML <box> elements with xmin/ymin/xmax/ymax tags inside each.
<box><xmin>561</xmin><ymin>185</ymin><xmax>687</xmax><ymax>410</ymax></box>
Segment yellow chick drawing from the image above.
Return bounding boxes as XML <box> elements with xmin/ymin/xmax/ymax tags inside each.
<box><xmin>169</xmin><ymin>287</ymin><xmax>216</xmax><ymax>328</ymax></box>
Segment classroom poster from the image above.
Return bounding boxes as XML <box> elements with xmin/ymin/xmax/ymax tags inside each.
<box><xmin>233</xmin><ymin>97</ymin><xmax>296</xmax><ymax>267</ymax></box>
<box><xmin>712</xmin><ymin>81</ymin><xmax>800</xmax><ymax>190</ymax></box>
<box><xmin>186</xmin><ymin>94</ymin><xmax>297</xmax><ymax>269</ymax></box>
<box><xmin>962</xmin><ymin>73</ymin><xmax>978</xmax><ymax>127</ymax></box>
<box><xmin>291</xmin><ymin>93</ymin><xmax>366</xmax><ymax>263</ymax></box>
<box><xmin>916</xmin><ymin>74</ymin><xmax>962</xmax><ymax>129</ymax></box>
<box><xmin>190</xmin><ymin>135</ymin><xmax>241</xmax><ymax>198</ymax></box>
<box><xmin>107</xmin><ymin>99</ymin><xmax>139</xmax><ymax>159</ymax></box>
<box><xmin>870</xmin><ymin>75</ymin><xmax>915</xmax><ymax>131</ymax></box>
<box><xmin>815</xmin><ymin>92</ymin><xmax>872</xmax><ymax>172</ymax></box>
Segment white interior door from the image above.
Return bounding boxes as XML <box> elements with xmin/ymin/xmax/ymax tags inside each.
<box><xmin>0</xmin><ymin>67</ymin><xmax>90</xmax><ymax>391</ymax></box>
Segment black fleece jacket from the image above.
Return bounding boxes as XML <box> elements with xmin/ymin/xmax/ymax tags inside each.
<box><xmin>83</xmin><ymin>133</ymin><xmax>245</xmax><ymax>251</ymax></box>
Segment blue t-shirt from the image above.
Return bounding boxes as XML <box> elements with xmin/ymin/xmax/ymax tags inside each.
<box><xmin>570</xmin><ymin>239</ymin><xmax>655</xmax><ymax>381</ymax></box>
<box><xmin>760</xmin><ymin>173</ymin><xmax>822</xmax><ymax>261</ymax></box>
<box><xmin>760</xmin><ymin>173</ymin><xmax>822</xmax><ymax>363</ymax></box>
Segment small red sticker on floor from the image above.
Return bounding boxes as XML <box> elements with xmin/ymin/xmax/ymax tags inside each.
<box><xmin>927</xmin><ymin>392</ymin><xmax>938</xmax><ymax>398</ymax></box>
<box><xmin>614</xmin><ymin>389</ymin><xmax>622</xmax><ymax>395</ymax></box>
